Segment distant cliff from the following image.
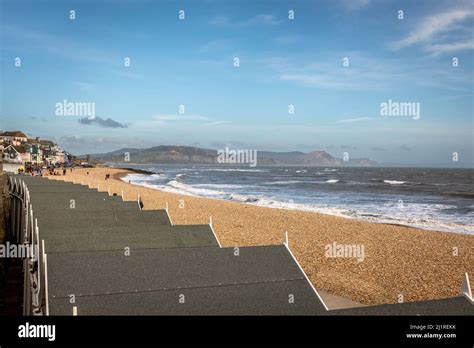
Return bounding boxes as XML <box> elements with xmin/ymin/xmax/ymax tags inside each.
<box><xmin>91</xmin><ymin>145</ymin><xmax>377</xmax><ymax>166</ymax></box>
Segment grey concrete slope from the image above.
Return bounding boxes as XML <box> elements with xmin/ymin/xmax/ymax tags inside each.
<box><xmin>21</xmin><ymin>181</ymin><xmax>86</xmax><ymax>188</ymax></box>
<box><xmin>49</xmin><ymin>280</ymin><xmax>322</xmax><ymax>315</ymax></box>
<box><xmin>23</xmin><ymin>177</ymin><xmax>217</xmax><ymax>250</ymax></box>
<box><xmin>326</xmin><ymin>296</ymin><xmax>474</xmax><ymax>316</ymax></box>
<box><xmin>16</xmin><ymin>176</ymin><xmax>77</xmax><ymax>186</ymax></box>
<box><xmin>42</xmin><ymin>226</ymin><xmax>219</xmax><ymax>252</ymax></box>
<box><xmin>38</xmin><ymin>223</ymin><xmax>209</xmax><ymax>236</ymax></box>
<box><xmin>30</xmin><ymin>194</ymin><xmax>139</xmax><ymax>211</ymax></box>
<box><xmin>47</xmin><ymin>245</ymin><xmax>326</xmax><ymax>315</ymax></box>
<box><xmin>36</xmin><ymin>209</ymin><xmax>172</xmax><ymax>228</ymax></box>
<box><xmin>27</xmin><ymin>185</ymin><xmax>97</xmax><ymax>193</ymax></box>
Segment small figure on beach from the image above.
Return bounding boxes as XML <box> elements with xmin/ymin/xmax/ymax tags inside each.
<box><xmin>63</xmin><ymin>169</ymin><xmax>66</xmax><ymax>176</ymax></box>
<box><xmin>105</xmin><ymin>174</ymin><xmax>110</xmax><ymax>180</ymax></box>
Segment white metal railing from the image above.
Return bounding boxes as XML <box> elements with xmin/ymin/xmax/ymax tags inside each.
<box><xmin>6</xmin><ymin>175</ymin><xmax>48</xmax><ymax>315</ymax></box>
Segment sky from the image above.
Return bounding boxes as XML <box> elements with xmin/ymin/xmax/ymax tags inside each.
<box><xmin>0</xmin><ymin>0</ymin><xmax>473</xmax><ymax>167</ymax></box>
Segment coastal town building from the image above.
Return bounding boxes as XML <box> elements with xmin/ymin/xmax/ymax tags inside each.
<box><xmin>0</xmin><ymin>130</ymin><xmax>28</xmax><ymax>145</ymax></box>
<box><xmin>0</xmin><ymin>130</ymin><xmax>67</xmax><ymax>173</ymax></box>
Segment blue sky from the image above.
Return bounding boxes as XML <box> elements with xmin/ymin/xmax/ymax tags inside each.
<box><xmin>0</xmin><ymin>0</ymin><xmax>473</xmax><ymax>167</ymax></box>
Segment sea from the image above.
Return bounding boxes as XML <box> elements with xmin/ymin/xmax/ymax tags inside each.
<box><xmin>115</xmin><ymin>164</ymin><xmax>474</xmax><ymax>235</ymax></box>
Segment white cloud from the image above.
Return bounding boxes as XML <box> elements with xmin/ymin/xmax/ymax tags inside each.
<box><xmin>249</xmin><ymin>14</ymin><xmax>281</xmax><ymax>25</ymax></box>
<box><xmin>135</xmin><ymin>114</ymin><xmax>233</xmax><ymax>129</ymax></box>
<box><xmin>209</xmin><ymin>14</ymin><xmax>281</xmax><ymax>27</ymax></box>
<box><xmin>275</xmin><ymin>51</ymin><xmax>472</xmax><ymax>92</ymax></box>
<box><xmin>152</xmin><ymin>114</ymin><xmax>209</xmax><ymax>122</ymax></box>
<box><xmin>391</xmin><ymin>8</ymin><xmax>474</xmax><ymax>54</ymax></box>
<box><xmin>204</xmin><ymin>121</ymin><xmax>231</xmax><ymax>126</ymax></box>
<box><xmin>336</xmin><ymin>117</ymin><xmax>375</xmax><ymax>123</ymax></box>
<box><xmin>278</xmin><ymin>56</ymin><xmax>388</xmax><ymax>91</ymax></box>
<box><xmin>425</xmin><ymin>40</ymin><xmax>474</xmax><ymax>55</ymax></box>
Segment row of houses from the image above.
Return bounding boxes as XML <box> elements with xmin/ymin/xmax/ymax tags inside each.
<box><xmin>0</xmin><ymin>131</ymin><xmax>69</xmax><ymax>171</ymax></box>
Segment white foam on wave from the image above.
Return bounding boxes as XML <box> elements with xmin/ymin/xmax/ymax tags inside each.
<box><xmin>326</xmin><ymin>179</ymin><xmax>339</xmax><ymax>183</ymax></box>
<box><xmin>122</xmin><ymin>173</ymin><xmax>164</xmax><ymax>182</ymax></box>
<box><xmin>384</xmin><ymin>180</ymin><xmax>406</xmax><ymax>185</ymax></box>
<box><xmin>193</xmin><ymin>183</ymin><xmax>247</xmax><ymax>189</ymax></box>
<box><xmin>203</xmin><ymin>168</ymin><xmax>267</xmax><ymax>173</ymax></box>
<box><xmin>166</xmin><ymin>179</ymin><xmax>226</xmax><ymax>197</ymax></box>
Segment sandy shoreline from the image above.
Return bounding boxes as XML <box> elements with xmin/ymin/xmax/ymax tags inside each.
<box><xmin>48</xmin><ymin>167</ymin><xmax>474</xmax><ymax>305</ymax></box>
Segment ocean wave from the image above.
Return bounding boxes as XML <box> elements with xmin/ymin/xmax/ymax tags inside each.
<box><xmin>384</xmin><ymin>180</ymin><xmax>406</xmax><ymax>185</ymax></box>
<box><xmin>326</xmin><ymin>179</ymin><xmax>339</xmax><ymax>183</ymax></box>
<box><xmin>229</xmin><ymin>193</ymin><xmax>261</xmax><ymax>203</ymax></box>
<box><xmin>203</xmin><ymin>168</ymin><xmax>267</xmax><ymax>173</ymax></box>
<box><xmin>265</xmin><ymin>180</ymin><xmax>303</xmax><ymax>185</ymax></box>
<box><xmin>122</xmin><ymin>173</ymin><xmax>165</xmax><ymax>182</ymax></box>
<box><xmin>175</xmin><ymin>173</ymin><xmax>185</xmax><ymax>180</ymax></box>
<box><xmin>193</xmin><ymin>183</ymin><xmax>247</xmax><ymax>189</ymax></box>
<box><xmin>166</xmin><ymin>179</ymin><xmax>226</xmax><ymax>196</ymax></box>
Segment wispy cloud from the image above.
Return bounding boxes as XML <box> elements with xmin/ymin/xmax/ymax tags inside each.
<box><xmin>204</xmin><ymin>120</ymin><xmax>231</xmax><ymax>126</ymax></box>
<box><xmin>274</xmin><ymin>51</ymin><xmax>472</xmax><ymax>92</ymax></box>
<box><xmin>3</xmin><ymin>25</ymin><xmax>115</xmax><ymax>64</ymax></box>
<box><xmin>133</xmin><ymin>114</ymin><xmax>230</xmax><ymax>130</ymax></box>
<box><xmin>336</xmin><ymin>117</ymin><xmax>375</xmax><ymax>123</ymax></box>
<box><xmin>74</xmin><ymin>82</ymin><xmax>94</xmax><ymax>91</ymax></box>
<box><xmin>338</xmin><ymin>0</ymin><xmax>371</xmax><ymax>11</ymax></box>
<box><xmin>78</xmin><ymin>116</ymin><xmax>128</xmax><ymax>128</ymax></box>
<box><xmin>209</xmin><ymin>14</ymin><xmax>281</xmax><ymax>27</ymax></box>
<box><xmin>152</xmin><ymin>114</ymin><xmax>209</xmax><ymax>122</ymax></box>
<box><xmin>249</xmin><ymin>14</ymin><xmax>281</xmax><ymax>25</ymax></box>
<box><xmin>277</xmin><ymin>54</ymin><xmax>391</xmax><ymax>91</ymax></box>
<box><xmin>391</xmin><ymin>8</ymin><xmax>474</xmax><ymax>54</ymax></box>
<box><xmin>424</xmin><ymin>40</ymin><xmax>474</xmax><ymax>55</ymax></box>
